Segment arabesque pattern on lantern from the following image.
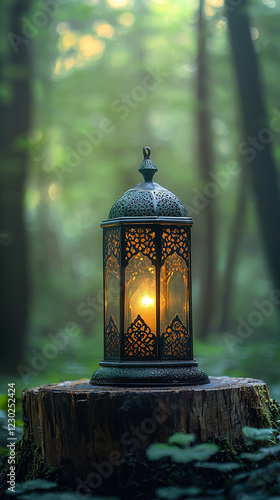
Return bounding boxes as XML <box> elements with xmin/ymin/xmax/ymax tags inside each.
<box><xmin>161</xmin><ymin>227</ymin><xmax>189</xmax><ymax>264</ymax></box>
<box><xmin>125</xmin><ymin>227</ymin><xmax>156</xmax><ymax>263</ymax></box>
<box><xmin>125</xmin><ymin>252</ymin><xmax>156</xmax><ymax>357</ymax></box>
<box><xmin>103</xmin><ymin>224</ymin><xmax>192</xmax><ymax>361</ymax></box>
<box><xmin>124</xmin><ymin>315</ymin><xmax>157</xmax><ymax>358</ymax></box>
<box><xmin>104</xmin><ymin>227</ymin><xmax>120</xmax><ymax>262</ymax></box>
<box><xmin>104</xmin><ymin>228</ymin><xmax>121</xmax><ymax>359</ymax></box>
<box><xmin>160</xmin><ymin>315</ymin><xmax>190</xmax><ymax>358</ymax></box>
<box><xmin>105</xmin><ymin>316</ymin><xmax>120</xmax><ymax>357</ymax></box>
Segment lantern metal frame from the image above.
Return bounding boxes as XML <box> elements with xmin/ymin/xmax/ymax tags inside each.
<box><xmin>90</xmin><ymin>148</ymin><xmax>209</xmax><ymax>386</ymax></box>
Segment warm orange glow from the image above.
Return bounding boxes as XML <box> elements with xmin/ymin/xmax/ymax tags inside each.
<box><xmin>119</xmin><ymin>12</ymin><xmax>135</xmax><ymax>26</ymax></box>
<box><xmin>206</xmin><ymin>0</ymin><xmax>224</xmax><ymax>7</ymax></box>
<box><xmin>79</xmin><ymin>36</ymin><xmax>105</xmax><ymax>59</ymax></box>
<box><xmin>107</xmin><ymin>0</ymin><xmax>133</xmax><ymax>8</ymax></box>
<box><xmin>48</xmin><ymin>183</ymin><xmax>62</xmax><ymax>201</ymax></box>
<box><xmin>95</xmin><ymin>22</ymin><xmax>115</xmax><ymax>38</ymax></box>
<box><xmin>141</xmin><ymin>295</ymin><xmax>154</xmax><ymax>307</ymax></box>
<box><xmin>130</xmin><ymin>284</ymin><xmax>156</xmax><ymax>333</ymax></box>
<box><xmin>64</xmin><ymin>57</ymin><xmax>75</xmax><ymax>70</ymax></box>
<box><xmin>54</xmin><ymin>59</ymin><xmax>61</xmax><ymax>75</ymax></box>
<box><xmin>62</xmin><ymin>32</ymin><xmax>78</xmax><ymax>50</ymax></box>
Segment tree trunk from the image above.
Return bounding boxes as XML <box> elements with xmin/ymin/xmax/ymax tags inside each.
<box><xmin>22</xmin><ymin>377</ymin><xmax>273</xmax><ymax>484</ymax></box>
<box><xmin>196</xmin><ymin>0</ymin><xmax>216</xmax><ymax>338</ymax></box>
<box><xmin>219</xmin><ymin>166</ymin><xmax>248</xmax><ymax>331</ymax></box>
<box><xmin>0</xmin><ymin>0</ymin><xmax>32</xmax><ymax>373</ymax></box>
<box><xmin>226</xmin><ymin>0</ymin><xmax>280</xmax><ymax>294</ymax></box>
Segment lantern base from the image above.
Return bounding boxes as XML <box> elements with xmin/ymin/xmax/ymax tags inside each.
<box><xmin>90</xmin><ymin>360</ymin><xmax>209</xmax><ymax>386</ymax></box>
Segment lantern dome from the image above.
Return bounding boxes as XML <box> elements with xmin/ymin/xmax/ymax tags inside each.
<box><xmin>108</xmin><ymin>147</ymin><xmax>188</xmax><ymax>220</ymax></box>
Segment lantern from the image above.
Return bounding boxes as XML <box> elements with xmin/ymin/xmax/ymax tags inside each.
<box><xmin>90</xmin><ymin>147</ymin><xmax>209</xmax><ymax>386</ymax></box>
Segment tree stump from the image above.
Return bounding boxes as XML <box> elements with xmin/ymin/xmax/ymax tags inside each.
<box><xmin>22</xmin><ymin>376</ymin><xmax>273</xmax><ymax>484</ymax></box>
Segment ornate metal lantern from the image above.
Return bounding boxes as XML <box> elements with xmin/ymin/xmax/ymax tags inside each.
<box><xmin>90</xmin><ymin>147</ymin><xmax>209</xmax><ymax>386</ymax></box>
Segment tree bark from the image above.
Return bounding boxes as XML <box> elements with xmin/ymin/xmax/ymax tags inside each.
<box><xmin>0</xmin><ymin>0</ymin><xmax>32</xmax><ymax>373</ymax></box>
<box><xmin>22</xmin><ymin>377</ymin><xmax>273</xmax><ymax>482</ymax></box>
<box><xmin>226</xmin><ymin>0</ymin><xmax>280</xmax><ymax>294</ymax></box>
<box><xmin>196</xmin><ymin>0</ymin><xmax>216</xmax><ymax>338</ymax></box>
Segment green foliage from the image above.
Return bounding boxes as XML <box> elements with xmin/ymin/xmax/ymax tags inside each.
<box><xmin>242</xmin><ymin>426</ymin><xmax>276</xmax><ymax>445</ymax></box>
<box><xmin>6</xmin><ymin>478</ymin><xmax>119</xmax><ymax>499</ymax></box>
<box><xmin>145</xmin><ymin>427</ymin><xmax>280</xmax><ymax>500</ymax></box>
<box><xmin>168</xmin><ymin>432</ymin><xmax>196</xmax><ymax>446</ymax></box>
<box><xmin>147</xmin><ymin>438</ymin><xmax>219</xmax><ymax>464</ymax></box>
<box><xmin>155</xmin><ymin>485</ymin><xmax>200</xmax><ymax>500</ymax></box>
<box><xmin>0</xmin><ymin>0</ymin><xmax>277</xmax><ymax>386</ymax></box>
<box><xmin>2</xmin><ymin>426</ymin><xmax>280</xmax><ymax>500</ymax></box>
<box><xmin>7</xmin><ymin>479</ymin><xmax>57</xmax><ymax>496</ymax></box>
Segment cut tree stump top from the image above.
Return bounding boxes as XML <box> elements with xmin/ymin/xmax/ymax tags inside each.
<box><xmin>22</xmin><ymin>376</ymin><xmax>272</xmax><ymax>481</ymax></box>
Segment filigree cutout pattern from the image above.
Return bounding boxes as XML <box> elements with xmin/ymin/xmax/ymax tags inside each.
<box><xmin>108</xmin><ymin>190</ymin><xmax>135</xmax><ymax>219</ymax></box>
<box><xmin>108</xmin><ymin>187</ymin><xmax>188</xmax><ymax>219</ymax></box>
<box><xmin>105</xmin><ymin>255</ymin><xmax>120</xmax><ymax>286</ymax></box>
<box><xmin>154</xmin><ymin>190</ymin><xmax>187</xmax><ymax>217</ymax></box>
<box><xmin>124</xmin><ymin>314</ymin><xmax>156</xmax><ymax>358</ymax></box>
<box><xmin>125</xmin><ymin>227</ymin><xmax>156</xmax><ymax>263</ymax></box>
<box><xmin>126</xmin><ymin>191</ymin><xmax>155</xmax><ymax>216</ymax></box>
<box><xmin>104</xmin><ymin>228</ymin><xmax>120</xmax><ymax>263</ymax></box>
<box><xmin>161</xmin><ymin>227</ymin><xmax>189</xmax><ymax>264</ymax></box>
<box><xmin>105</xmin><ymin>316</ymin><xmax>120</xmax><ymax>358</ymax></box>
<box><xmin>163</xmin><ymin>253</ymin><xmax>188</xmax><ymax>283</ymax></box>
<box><xmin>161</xmin><ymin>315</ymin><xmax>190</xmax><ymax>358</ymax></box>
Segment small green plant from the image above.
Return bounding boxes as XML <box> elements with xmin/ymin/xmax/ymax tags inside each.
<box><xmin>146</xmin><ymin>426</ymin><xmax>280</xmax><ymax>500</ymax></box>
<box><xmin>147</xmin><ymin>432</ymin><xmax>219</xmax><ymax>464</ymax></box>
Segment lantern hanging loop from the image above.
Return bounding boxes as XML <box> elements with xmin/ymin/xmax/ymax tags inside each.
<box><xmin>138</xmin><ymin>145</ymin><xmax>158</xmax><ymax>182</ymax></box>
<box><xmin>143</xmin><ymin>146</ymin><xmax>151</xmax><ymax>159</ymax></box>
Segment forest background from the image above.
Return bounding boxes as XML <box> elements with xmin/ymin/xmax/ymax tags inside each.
<box><xmin>0</xmin><ymin>0</ymin><xmax>280</xmax><ymax>402</ymax></box>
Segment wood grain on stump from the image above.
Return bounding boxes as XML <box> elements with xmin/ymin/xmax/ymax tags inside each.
<box><xmin>22</xmin><ymin>376</ymin><xmax>272</xmax><ymax>481</ymax></box>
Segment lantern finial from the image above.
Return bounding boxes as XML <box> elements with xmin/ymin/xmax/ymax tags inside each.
<box><xmin>138</xmin><ymin>146</ymin><xmax>158</xmax><ymax>182</ymax></box>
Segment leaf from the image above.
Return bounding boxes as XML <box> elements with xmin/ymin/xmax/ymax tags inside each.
<box><xmin>240</xmin><ymin>451</ymin><xmax>268</xmax><ymax>462</ymax></box>
<box><xmin>259</xmin><ymin>444</ymin><xmax>280</xmax><ymax>456</ymax></box>
<box><xmin>147</xmin><ymin>442</ymin><xmax>219</xmax><ymax>463</ymax></box>
<box><xmin>242</xmin><ymin>427</ymin><xmax>276</xmax><ymax>443</ymax></box>
<box><xmin>168</xmin><ymin>433</ymin><xmax>196</xmax><ymax>447</ymax></box>
<box><xmin>176</xmin><ymin>444</ymin><xmax>219</xmax><ymax>463</ymax></box>
<box><xmin>156</xmin><ymin>486</ymin><xmax>200</xmax><ymax>500</ymax></box>
<box><xmin>146</xmin><ymin>443</ymin><xmax>174</xmax><ymax>461</ymax></box>
<box><xmin>241</xmin><ymin>444</ymin><xmax>280</xmax><ymax>461</ymax></box>
<box><xmin>194</xmin><ymin>461</ymin><xmax>241</xmax><ymax>471</ymax></box>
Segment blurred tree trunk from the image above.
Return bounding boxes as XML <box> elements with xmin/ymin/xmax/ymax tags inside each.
<box><xmin>226</xmin><ymin>0</ymin><xmax>280</xmax><ymax>294</ymax></box>
<box><xmin>219</xmin><ymin>164</ymin><xmax>248</xmax><ymax>332</ymax></box>
<box><xmin>0</xmin><ymin>0</ymin><xmax>32</xmax><ymax>373</ymax></box>
<box><xmin>196</xmin><ymin>0</ymin><xmax>216</xmax><ymax>338</ymax></box>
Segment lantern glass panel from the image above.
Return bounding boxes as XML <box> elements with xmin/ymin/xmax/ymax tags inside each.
<box><xmin>160</xmin><ymin>253</ymin><xmax>191</xmax><ymax>359</ymax></box>
<box><xmin>105</xmin><ymin>255</ymin><xmax>120</xmax><ymax>334</ymax></box>
<box><xmin>160</xmin><ymin>253</ymin><xmax>188</xmax><ymax>329</ymax></box>
<box><xmin>125</xmin><ymin>253</ymin><xmax>156</xmax><ymax>335</ymax></box>
<box><xmin>104</xmin><ymin>226</ymin><xmax>121</xmax><ymax>359</ymax></box>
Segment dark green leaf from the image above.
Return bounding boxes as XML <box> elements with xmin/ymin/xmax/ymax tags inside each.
<box><xmin>168</xmin><ymin>433</ymin><xmax>196</xmax><ymax>447</ymax></box>
<box><xmin>242</xmin><ymin>427</ymin><xmax>276</xmax><ymax>442</ymax></box>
